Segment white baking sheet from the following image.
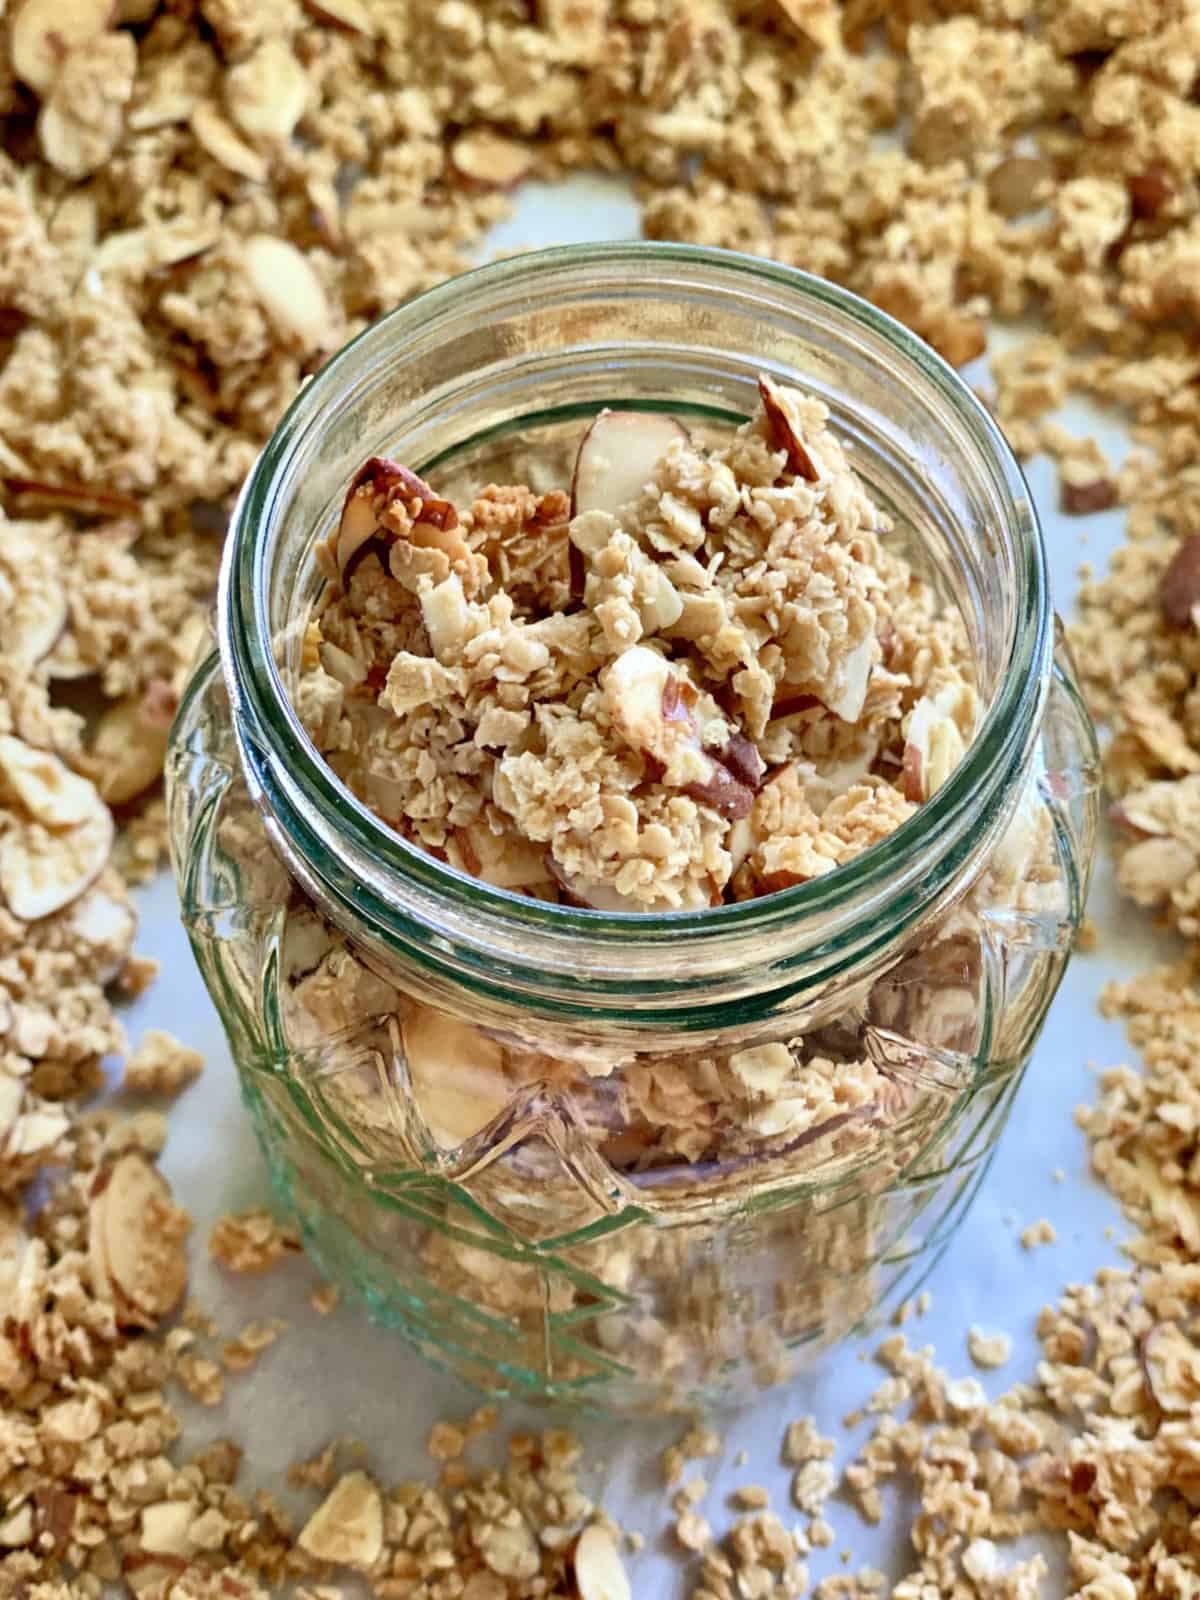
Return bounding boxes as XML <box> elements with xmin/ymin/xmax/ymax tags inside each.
<box><xmin>126</xmin><ymin>177</ymin><xmax>1176</xmax><ymax>1592</ymax></box>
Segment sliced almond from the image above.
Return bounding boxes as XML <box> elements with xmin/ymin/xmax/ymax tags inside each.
<box><xmin>242</xmin><ymin>233</ymin><xmax>332</xmax><ymax>346</ymax></box>
<box><xmin>571</xmin><ymin>411</ymin><xmax>689</xmax><ymax>517</ymax></box>
<box><xmin>9</xmin><ymin>0</ymin><xmax>112</xmax><ymax>93</ymax></box>
<box><xmin>302</xmin><ymin>0</ymin><xmax>375</xmax><ymax>30</ymax></box>
<box><xmin>297</xmin><ymin>1471</ymin><xmax>384</xmax><ymax>1570</ymax></box>
<box><xmin>89</xmin><ymin>1152</ymin><xmax>190</xmax><ymax>1326</ymax></box>
<box><xmin>0</xmin><ymin>528</ymin><xmax>67</xmax><ymax>666</ymax></box>
<box><xmin>0</xmin><ymin>735</ymin><xmax>103</xmax><ymax>827</ymax></box>
<box><xmin>450</xmin><ymin>130</ymin><xmax>534</xmax><ymax>190</ymax></box>
<box><xmin>1161</xmin><ymin>534</ymin><xmax>1200</xmax><ymax>629</ymax></box>
<box><xmin>822</xmin><ymin>632</ymin><xmax>874</xmax><ymax>724</ymax></box>
<box><xmin>902</xmin><ymin>692</ymin><xmax>967</xmax><ymax>804</ymax></box>
<box><xmin>38</xmin><ymin>29</ymin><xmax>136</xmax><ymax>178</ymax></box>
<box><xmin>986</xmin><ymin>156</ymin><xmax>1053</xmax><ymax>219</ymax></box>
<box><xmin>716</xmin><ymin>732</ymin><xmax>766</xmax><ymax>790</ymax></box>
<box><xmin>1141</xmin><ymin>1322</ymin><xmax>1200</xmax><ymax>1413</ymax></box>
<box><xmin>0</xmin><ymin>1505</ymin><xmax>33</xmax><ymax>1548</ymax></box>
<box><xmin>68</xmin><ymin>884</ymin><xmax>138</xmax><ymax>983</ymax></box>
<box><xmin>757</xmin><ymin>374</ymin><xmax>822</xmax><ymax>482</ymax></box>
<box><xmin>190</xmin><ymin>100</ymin><xmax>268</xmax><ymax>182</ymax></box>
<box><xmin>402</xmin><ymin>1006</ymin><xmax>507</xmax><ymax>1149</ymax></box>
<box><xmin>1117</xmin><ymin>836</ymin><xmax>1198</xmax><ymax>907</ymax></box>
<box><xmin>332</xmin><ymin>457</ymin><xmax>461</xmax><ymax>578</ymax></box>
<box><xmin>140</xmin><ymin>1501</ymin><xmax>197</xmax><ymax>1559</ymax></box>
<box><xmin>2</xmin><ymin>476</ymin><xmax>139</xmax><ymax>516</ymax></box>
<box><xmin>770</xmin><ymin>0</ymin><xmax>839</xmax><ymax>50</ymax></box>
<box><xmin>548</xmin><ymin>860</ymin><xmax>654</xmax><ymax>913</ymax></box>
<box><xmin>226</xmin><ymin>40</ymin><xmax>308</xmax><ymax>142</ymax></box>
<box><xmin>85</xmin><ymin>696</ymin><xmax>171</xmax><ymax>806</ymax></box>
<box><xmin>683</xmin><ymin>762</ymin><xmax>756</xmax><ymax>821</ymax></box>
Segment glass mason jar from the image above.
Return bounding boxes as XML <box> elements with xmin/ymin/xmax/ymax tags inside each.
<box><xmin>166</xmin><ymin>244</ymin><xmax>1099</xmax><ymax>1413</ymax></box>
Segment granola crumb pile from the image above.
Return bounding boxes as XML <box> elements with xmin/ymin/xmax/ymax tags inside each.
<box><xmin>299</xmin><ymin>383</ymin><xmax>975</xmax><ymax>912</ymax></box>
<box><xmin>5</xmin><ymin>0</ymin><xmax>1200</xmax><ymax>1594</ymax></box>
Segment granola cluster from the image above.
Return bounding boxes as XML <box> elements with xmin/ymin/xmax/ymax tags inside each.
<box><xmin>299</xmin><ymin>382</ymin><xmax>976</xmax><ymax>913</ymax></box>
<box><xmin>3</xmin><ymin>0</ymin><xmax>1200</xmax><ymax>1594</ymax></box>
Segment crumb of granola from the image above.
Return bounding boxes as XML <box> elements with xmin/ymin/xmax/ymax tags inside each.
<box><xmin>122</xmin><ymin>1027</ymin><xmax>204</xmax><ymax>1097</ymax></box>
<box><xmin>968</xmin><ymin>1326</ymin><xmax>1013</xmax><ymax>1369</ymax></box>
<box><xmin>209</xmin><ymin>1207</ymin><xmax>303</xmax><ymax>1272</ymax></box>
<box><xmin>310</xmin><ymin>1280</ymin><xmax>340</xmax><ymax>1315</ymax></box>
<box><xmin>1019</xmin><ymin>1218</ymin><xmax>1058</xmax><ymax>1250</ymax></box>
<box><xmin>222</xmin><ymin>1317</ymin><xmax>287</xmax><ymax>1372</ymax></box>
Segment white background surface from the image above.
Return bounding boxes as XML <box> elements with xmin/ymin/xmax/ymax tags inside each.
<box><xmin>127</xmin><ymin>181</ymin><xmax>1178</xmax><ymax>1591</ymax></box>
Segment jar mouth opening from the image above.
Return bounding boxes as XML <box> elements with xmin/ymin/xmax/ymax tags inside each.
<box><xmin>222</xmin><ymin>242</ymin><xmax>1051</xmax><ymax>950</ymax></box>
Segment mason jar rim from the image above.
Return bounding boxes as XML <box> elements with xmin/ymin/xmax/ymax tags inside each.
<box><xmin>218</xmin><ymin>241</ymin><xmax>1051</xmax><ymax>1006</ymax></box>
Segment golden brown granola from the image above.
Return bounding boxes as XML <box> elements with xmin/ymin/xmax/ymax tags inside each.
<box><xmin>299</xmin><ymin>388</ymin><xmax>974</xmax><ymax>913</ymax></box>
<box><xmin>4</xmin><ymin>0</ymin><xmax>1200</xmax><ymax>1593</ymax></box>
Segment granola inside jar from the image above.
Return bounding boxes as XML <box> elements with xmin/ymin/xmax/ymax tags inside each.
<box><xmin>167</xmin><ymin>244</ymin><xmax>1099</xmax><ymax>1411</ymax></box>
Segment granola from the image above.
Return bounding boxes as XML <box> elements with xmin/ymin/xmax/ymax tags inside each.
<box><xmin>2</xmin><ymin>0</ymin><xmax>1200</xmax><ymax>1592</ymax></box>
<box><xmin>299</xmin><ymin>385</ymin><xmax>976</xmax><ymax>912</ymax></box>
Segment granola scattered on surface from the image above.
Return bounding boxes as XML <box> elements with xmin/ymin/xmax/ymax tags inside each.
<box><xmin>4</xmin><ymin>0</ymin><xmax>1200</xmax><ymax>1593</ymax></box>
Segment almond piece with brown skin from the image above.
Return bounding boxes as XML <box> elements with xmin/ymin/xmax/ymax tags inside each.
<box><xmin>333</xmin><ymin>458</ymin><xmax>463</xmax><ymax>579</ymax></box>
<box><xmin>757</xmin><ymin>374</ymin><xmax>821</xmax><ymax>481</ymax></box>
<box><xmin>9</xmin><ymin>0</ymin><xmax>113</xmax><ymax>93</ymax></box>
<box><xmin>902</xmin><ymin>693</ymin><xmax>966</xmax><ymax>804</ymax></box>
<box><xmin>571</xmin><ymin>411</ymin><xmax>689</xmax><ymax>516</ymax></box>
<box><xmin>1161</xmin><ymin>535</ymin><xmax>1200</xmax><ymax>628</ymax></box>
<box><xmin>302</xmin><ymin>0</ymin><xmax>374</xmax><ymax>29</ymax></box>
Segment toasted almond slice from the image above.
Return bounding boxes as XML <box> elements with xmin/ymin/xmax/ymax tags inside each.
<box><xmin>0</xmin><ymin>735</ymin><xmax>101</xmax><ymax>827</ymax></box>
<box><xmin>226</xmin><ymin>39</ymin><xmax>308</xmax><ymax>142</ymax></box>
<box><xmin>684</xmin><ymin>762</ymin><xmax>755</xmax><ymax>821</ymax></box>
<box><xmin>571</xmin><ymin>411</ymin><xmax>689</xmax><ymax>517</ymax></box>
<box><xmin>757</xmin><ymin>375</ymin><xmax>822</xmax><ymax>481</ymax></box>
<box><xmin>574</xmin><ymin>1525</ymin><xmax>632</xmax><ymax>1600</ymax></box>
<box><xmin>297</xmin><ymin>1472</ymin><xmax>384</xmax><ymax>1570</ymax></box>
<box><xmin>86</xmin><ymin>696</ymin><xmax>171</xmax><ymax>805</ymax></box>
<box><xmin>1161</xmin><ymin>534</ymin><xmax>1200</xmax><ymax>629</ymax></box>
<box><xmin>0</xmin><ymin>796</ymin><xmax>114</xmax><ymax>921</ymax></box>
<box><xmin>2</xmin><ymin>475</ymin><xmax>139</xmax><ymax>515</ymax></box>
<box><xmin>140</xmin><ymin>1502</ymin><xmax>197</xmax><ymax>1559</ymax></box>
<box><xmin>450</xmin><ymin>130</ymin><xmax>533</xmax><ymax>189</ymax></box>
<box><xmin>242</xmin><ymin>233</ymin><xmax>331</xmax><ymax>345</ymax></box>
<box><xmin>69</xmin><ymin>884</ymin><xmax>138</xmax><ymax>983</ymax></box>
<box><xmin>770</xmin><ymin>0</ymin><xmax>839</xmax><ymax>49</ymax></box>
<box><xmin>90</xmin><ymin>1152</ymin><xmax>190</xmax><ymax>1326</ymax></box>
<box><xmin>190</xmin><ymin>100</ymin><xmax>267</xmax><ymax>182</ymax></box>
<box><xmin>902</xmin><ymin>692</ymin><xmax>966</xmax><ymax>804</ymax></box>
<box><xmin>0</xmin><ymin>529</ymin><xmax>67</xmax><ymax>666</ymax></box>
<box><xmin>9</xmin><ymin>0</ymin><xmax>113</xmax><ymax>92</ymax></box>
<box><xmin>402</xmin><ymin>1006</ymin><xmax>508</xmax><ymax>1149</ymax></box>
<box><xmin>302</xmin><ymin>0</ymin><xmax>375</xmax><ymax>30</ymax></box>
<box><xmin>333</xmin><ymin>458</ymin><xmax>460</xmax><ymax>578</ymax></box>
<box><xmin>822</xmin><ymin>632</ymin><xmax>874</xmax><ymax>724</ymax></box>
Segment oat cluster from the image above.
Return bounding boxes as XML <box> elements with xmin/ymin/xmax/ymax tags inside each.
<box><xmin>300</xmin><ymin>383</ymin><xmax>974</xmax><ymax>912</ymax></box>
<box><xmin>5</xmin><ymin>0</ymin><xmax>1200</xmax><ymax>1594</ymax></box>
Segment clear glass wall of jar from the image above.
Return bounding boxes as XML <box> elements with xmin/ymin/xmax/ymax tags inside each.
<box><xmin>166</xmin><ymin>244</ymin><xmax>1099</xmax><ymax>1413</ymax></box>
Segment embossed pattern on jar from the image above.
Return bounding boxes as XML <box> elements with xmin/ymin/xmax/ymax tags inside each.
<box><xmin>167</xmin><ymin>245</ymin><xmax>1099</xmax><ymax>1412</ymax></box>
